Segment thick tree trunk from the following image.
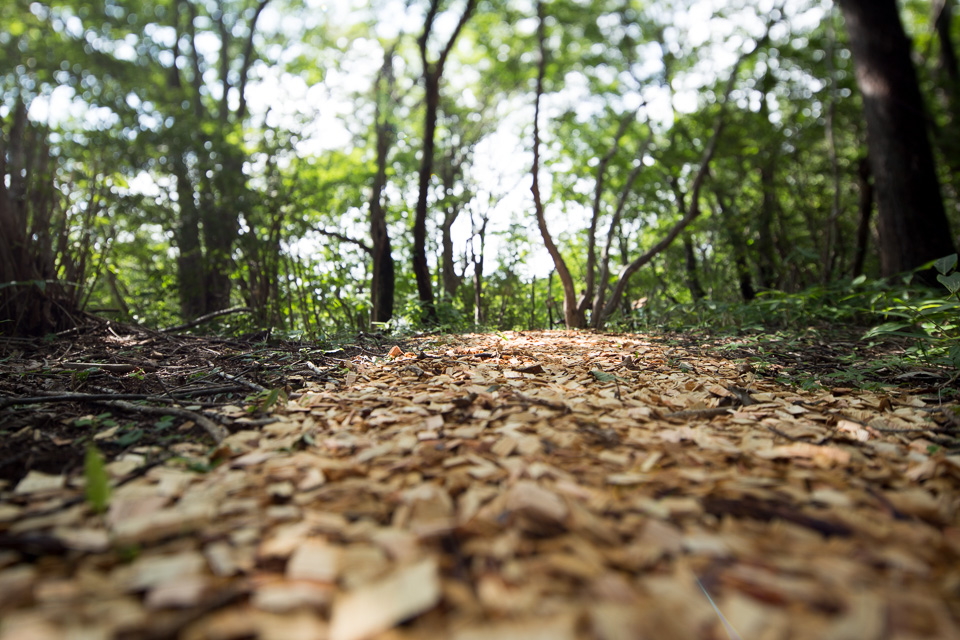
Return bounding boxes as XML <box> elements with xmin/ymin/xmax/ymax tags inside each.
<box><xmin>838</xmin><ymin>0</ymin><xmax>957</xmax><ymax>277</ymax></box>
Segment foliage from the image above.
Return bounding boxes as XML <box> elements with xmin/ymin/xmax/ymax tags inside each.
<box><xmin>1</xmin><ymin>0</ymin><xmax>958</xmax><ymax>361</ymax></box>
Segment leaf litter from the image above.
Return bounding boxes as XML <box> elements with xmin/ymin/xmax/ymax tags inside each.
<box><xmin>1</xmin><ymin>329</ymin><xmax>959</xmax><ymax>639</ymax></box>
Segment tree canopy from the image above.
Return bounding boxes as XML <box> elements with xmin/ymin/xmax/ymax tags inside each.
<box><xmin>2</xmin><ymin>0</ymin><xmax>959</xmax><ymax>337</ymax></box>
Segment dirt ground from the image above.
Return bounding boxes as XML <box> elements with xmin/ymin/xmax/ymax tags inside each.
<box><xmin>1</xmin><ymin>325</ymin><xmax>959</xmax><ymax>639</ymax></box>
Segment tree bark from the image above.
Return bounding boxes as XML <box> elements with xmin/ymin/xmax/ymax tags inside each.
<box><xmin>577</xmin><ymin>114</ymin><xmax>634</xmax><ymax>325</ymax></box>
<box><xmin>851</xmin><ymin>155</ymin><xmax>874</xmax><ymax>277</ymax></box>
<box><xmin>590</xmin><ymin>131</ymin><xmax>652</xmax><ymax>326</ymax></box>
<box><xmin>370</xmin><ymin>47</ymin><xmax>396</xmax><ymax>325</ymax></box>
<box><xmin>471</xmin><ymin>212</ymin><xmax>487</xmax><ymax>325</ymax></box>
<box><xmin>412</xmin><ymin>0</ymin><xmax>476</xmax><ymax>325</ymax></box>
<box><xmin>595</xmin><ymin>23</ymin><xmax>774</xmax><ymax>328</ymax></box>
<box><xmin>712</xmin><ymin>188</ymin><xmax>756</xmax><ymax>301</ymax></box>
<box><xmin>682</xmin><ymin>232</ymin><xmax>704</xmax><ymax>302</ymax></box>
<box><xmin>531</xmin><ymin>0</ymin><xmax>578</xmax><ymax>329</ymax></box>
<box><xmin>838</xmin><ymin>0</ymin><xmax>956</xmax><ymax>277</ymax></box>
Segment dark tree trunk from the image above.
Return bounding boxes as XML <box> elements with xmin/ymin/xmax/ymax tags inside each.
<box><xmin>851</xmin><ymin>156</ymin><xmax>875</xmax><ymax>277</ymax></box>
<box><xmin>0</xmin><ymin>99</ymin><xmax>73</xmax><ymax>335</ymax></box>
<box><xmin>370</xmin><ymin>48</ymin><xmax>396</xmax><ymax>325</ymax></box>
<box><xmin>412</xmin><ymin>70</ymin><xmax>441</xmax><ymax>324</ymax></box>
<box><xmin>713</xmin><ymin>190</ymin><xmax>756</xmax><ymax>302</ymax></box>
<box><xmin>683</xmin><ymin>233</ymin><xmax>705</xmax><ymax>302</ymax></box>
<box><xmin>838</xmin><ymin>0</ymin><xmax>957</xmax><ymax>277</ymax></box>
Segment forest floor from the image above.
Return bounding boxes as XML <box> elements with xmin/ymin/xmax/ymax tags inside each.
<box><xmin>1</xmin><ymin>324</ymin><xmax>959</xmax><ymax>639</ymax></box>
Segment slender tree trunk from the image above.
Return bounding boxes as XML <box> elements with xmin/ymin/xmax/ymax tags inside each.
<box><xmin>851</xmin><ymin>156</ymin><xmax>874</xmax><ymax>277</ymax></box>
<box><xmin>822</xmin><ymin>10</ymin><xmax>843</xmax><ymax>283</ymax></box>
<box><xmin>531</xmin><ymin>0</ymin><xmax>578</xmax><ymax>329</ymax></box>
<box><xmin>471</xmin><ymin>213</ymin><xmax>487</xmax><ymax>325</ymax></box>
<box><xmin>838</xmin><ymin>0</ymin><xmax>957</xmax><ymax>277</ymax></box>
<box><xmin>682</xmin><ymin>233</ymin><xmax>704</xmax><ymax>302</ymax></box>
<box><xmin>578</xmin><ymin>114</ymin><xmax>633</xmax><ymax>324</ymax></box>
<box><xmin>370</xmin><ymin>47</ymin><xmax>396</xmax><ymax>325</ymax></box>
<box><xmin>440</xmin><ymin>207</ymin><xmax>462</xmax><ymax>298</ymax></box>
<box><xmin>595</xmin><ymin>22</ymin><xmax>775</xmax><ymax>328</ymax></box>
<box><xmin>413</xmin><ymin>69</ymin><xmax>440</xmax><ymax>323</ymax></box>
<box><xmin>713</xmin><ymin>189</ymin><xmax>756</xmax><ymax>301</ymax></box>
<box><xmin>755</xmin><ymin>72</ymin><xmax>779</xmax><ymax>290</ymax></box>
<box><xmin>591</xmin><ymin>132</ymin><xmax>652</xmax><ymax>327</ymax></box>
<box><xmin>412</xmin><ymin>0</ymin><xmax>476</xmax><ymax>325</ymax></box>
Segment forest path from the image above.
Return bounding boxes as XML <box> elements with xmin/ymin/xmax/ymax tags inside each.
<box><xmin>1</xmin><ymin>330</ymin><xmax>959</xmax><ymax>639</ymax></box>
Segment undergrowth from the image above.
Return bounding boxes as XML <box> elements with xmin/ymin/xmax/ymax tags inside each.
<box><xmin>616</xmin><ymin>255</ymin><xmax>960</xmax><ymax>388</ymax></box>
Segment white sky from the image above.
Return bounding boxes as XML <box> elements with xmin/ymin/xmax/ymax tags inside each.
<box><xmin>25</xmin><ymin>0</ymin><xmax>827</xmax><ymax>281</ymax></box>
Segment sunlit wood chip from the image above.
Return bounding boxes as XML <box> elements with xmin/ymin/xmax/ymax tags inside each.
<box><xmin>53</xmin><ymin>527</ymin><xmax>110</xmax><ymax>552</ymax></box>
<box><xmin>111</xmin><ymin>502</ymin><xmax>213</xmax><ymax>546</ymax></box>
<box><xmin>13</xmin><ymin>471</ymin><xmax>64</xmax><ymax>495</ymax></box>
<box><xmin>606</xmin><ymin>473</ymin><xmax>646</xmax><ymax>486</ymax></box>
<box><xmin>146</xmin><ymin>575</ymin><xmax>209</xmax><ymax>609</ymax></box>
<box><xmin>505</xmin><ymin>480</ymin><xmax>568</xmax><ymax>526</ymax></box>
<box><xmin>253</xmin><ymin>581</ymin><xmax>334</xmax><ymax>612</ymax></box>
<box><xmin>287</xmin><ymin>539</ymin><xmax>340</xmax><ymax>582</ymax></box>
<box><xmin>328</xmin><ymin>557</ymin><xmax>441</xmax><ymax>640</ymax></box>
<box><xmin>124</xmin><ymin>550</ymin><xmax>206</xmax><ymax>591</ymax></box>
<box><xmin>204</xmin><ymin>541</ymin><xmax>239</xmax><ymax>577</ymax></box>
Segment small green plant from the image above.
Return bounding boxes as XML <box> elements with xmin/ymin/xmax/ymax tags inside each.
<box><xmin>246</xmin><ymin>387</ymin><xmax>287</xmax><ymax>413</ymax></box>
<box><xmin>84</xmin><ymin>444</ymin><xmax>111</xmax><ymax>514</ymax></box>
<box><xmin>75</xmin><ymin>413</ymin><xmax>118</xmax><ymax>430</ymax></box>
<box><xmin>864</xmin><ymin>254</ymin><xmax>960</xmax><ymax>370</ymax></box>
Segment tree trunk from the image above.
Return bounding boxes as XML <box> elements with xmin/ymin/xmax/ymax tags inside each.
<box><xmin>590</xmin><ymin>132</ymin><xmax>652</xmax><ymax>327</ymax></box>
<box><xmin>531</xmin><ymin>0</ymin><xmax>578</xmax><ymax>329</ymax></box>
<box><xmin>713</xmin><ymin>189</ymin><xmax>756</xmax><ymax>301</ymax></box>
<box><xmin>595</xmin><ymin>22</ymin><xmax>774</xmax><ymax>328</ymax></box>
<box><xmin>370</xmin><ymin>47</ymin><xmax>396</xmax><ymax>325</ymax></box>
<box><xmin>851</xmin><ymin>156</ymin><xmax>874</xmax><ymax>277</ymax></box>
<box><xmin>682</xmin><ymin>233</ymin><xmax>704</xmax><ymax>302</ymax></box>
<box><xmin>471</xmin><ymin>213</ymin><xmax>487</xmax><ymax>325</ymax></box>
<box><xmin>412</xmin><ymin>0</ymin><xmax>476</xmax><ymax>325</ymax></box>
<box><xmin>578</xmin><ymin>114</ymin><xmax>633</xmax><ymax>325</ymax></box>
<box><xmin>440</xmin><ymin>206</ymin><xmax>462</xmax><ymax>298</ymax></box>
<box><xmin>838</xmin><ymin>0</ymin><xmax>957</xmax><ymax>277</ymax></box>
<box><xmin>412</xmin><ymin>69</ymin><xmax>440</xmax><ymax>323</ymax></box>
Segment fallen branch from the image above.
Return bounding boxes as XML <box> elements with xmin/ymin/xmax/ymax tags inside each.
<box><xmin>0</xmin><ymin>386</ymin><xmax>248</xmax><ymax>410</ymax></box>
<box><xmin>160</xmin><ymin>307</ymin><xmax>252</xmax><ymax>333</ymax></box>
<box><xmin>93</xmin><ymin>398</ymin><xmax>229</xmax><ymax>443</ymax></box>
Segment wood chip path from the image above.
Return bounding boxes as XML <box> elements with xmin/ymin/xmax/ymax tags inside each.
<box><xmin>1</xmin><ymin>331</ymin><xmax>958</xmax><ymax>639</ymax></box>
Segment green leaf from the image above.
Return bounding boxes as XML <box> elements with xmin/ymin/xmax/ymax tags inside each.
<box><xmin>84</xmin><ymin>445</ymin><xmax>111</xmax><ymax>514</ymax></box>
<box><xmin>862</xmin><ymin>322</ymin><xmax>910</xmax><ymax>340</ymax></box>
<box><xmin>937</xmin><ymin>272</ymin><xmax>960</xmax><ymax>295</ymax></box>
<box><xmin>934</xmin><ymin>254</ymin><xmax>957</xmax><ymax>275</ymax></box>
<box><xmin>590</xmin><ymin>370</ymin><xmax>624</xmax><ymax>383</ymax></box>
<box><xmin>261</xmin><ymin>388</ymin><xmax>282</xmax><ymax>411</ymax></box>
